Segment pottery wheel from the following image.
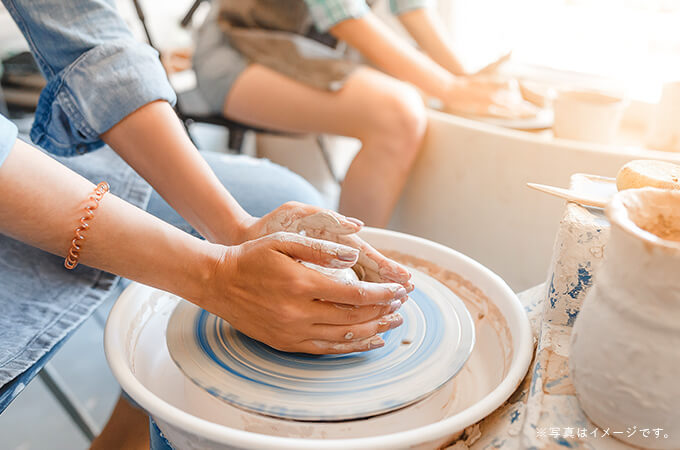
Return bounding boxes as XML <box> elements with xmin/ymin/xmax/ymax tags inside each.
<box><xmin>166</xmin><ymin>267</ymin><xmax>475</xmax><ymax>421</ymax></box>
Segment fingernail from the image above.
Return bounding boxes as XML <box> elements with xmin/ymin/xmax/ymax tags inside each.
<box><xmin>391</xmin><ymin>285</ymin><xmax>408</xmax><ymax>299</ymax></box>
<box><xmin>388</xmin><ymin>314</ymin><xmax>404</xmax><ymax>329</ymax></box>
<box><xmin>337</xmin><ymin>247</ymin><xmax>359</xmax><ymax>262</ymax></box>
<box><xmin>369</xmin><ymin>336</ymin><xmax>384</xmax><ymax>350</ymax></box>
<box><xmin>388</xmin><ymin>300</ymin><xmax>402</xmax><ymax>313</ymax></box>
<box><xmin>379</xmin><ymin>313</ymin><xmax>403</xmax><ymax>328</ymax></box>
<box><xmin>346</xmin><ymin>217</ymin><xmax>364</xmax><ymax>228</ymax></box>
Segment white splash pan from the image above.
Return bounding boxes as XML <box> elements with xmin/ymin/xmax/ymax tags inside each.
<box><xmin>104</xmin><ymin>228</ymin><xmax>532</xmax><ymax>449</ymax></box>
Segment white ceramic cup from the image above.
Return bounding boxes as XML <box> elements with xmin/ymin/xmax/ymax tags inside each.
<box><xmin>647</xmin><ymin>81</ymin><xmax>680</xmax><ymax>152</ymax></box>
<box><xmin>552</xmin><ymin>90</ymin><xmax>626</xmax><ymax>144</ymax></box>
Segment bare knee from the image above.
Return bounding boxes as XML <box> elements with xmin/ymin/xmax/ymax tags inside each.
<box><xmin>390</xmin><ymin>84</ymin><xmax>428</xmax><ymax>147</ymax></box>
<box><xmin>360</xmin><ymin>83</ymin><xmax>427</xmax><ymax>160</ymax></box>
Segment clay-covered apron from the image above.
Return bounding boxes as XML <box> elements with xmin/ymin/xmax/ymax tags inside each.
<box><xmin>215</xmin><ymin>0</ymin><xmax>378</xmax><ymax>91</ymax></box>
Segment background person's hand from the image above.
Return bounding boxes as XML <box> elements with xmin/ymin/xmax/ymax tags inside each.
<box><xmin>237</xmin><ymin>202</ymin><xmax>414</xmax><ymax>289</ymax></box>
<box><xmin>444</xmin><ymin>76</ymin><xmax>538</xmax><ymax>119</ymax></box>
<box><xmin>472</xmin><ymin>51</ymin><xmax>512</xmax><ymax>76</ymax></box>
<box><xmin>200</xmin><ymin>232</ymin><xmax>408</xmax><ymax>354</ymax></box>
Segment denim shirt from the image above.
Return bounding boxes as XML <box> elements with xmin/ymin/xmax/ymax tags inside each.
<box><xmin>0</xmin><ymin>0</ymin><xmax>176</xmax><ymax>160</ymax></box>
<box><xmin>0</xmin><ymin>0</ymin><xmax>175</xmax><ymax>392</ymax></box>
<box><xmin>0</xmin><ymin>115</ymin><xmax>17</xmax><ymax>167</ymax></box>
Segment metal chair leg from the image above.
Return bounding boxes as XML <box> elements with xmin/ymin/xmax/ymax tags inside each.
<box><xmin>131</xmin><ymin>0</ymin><xmax>157</xmax><ymax>49</ymax></box>
<box><xmin>0</xmin><ymin>88</ymin><xmax>8</xmax><ymax>116</ymax></box>
<box><xmin>180</xmin><ymin>0</ymin><xmax>207</xmax><ymax>28</ymax></box>
<box><xmin>316</xmin><ymin>135</ymin><xmax>341</xmax><ymax>184</ymax></box>
<box><xmin>39</xmin><ymin>364</ymin><xmax>100</xmax><ymax>442</ymax></box>
<box><xmin>228</xmin><ymin>128</ymin><xmax>247</xmax><ymax>153</ymax></box>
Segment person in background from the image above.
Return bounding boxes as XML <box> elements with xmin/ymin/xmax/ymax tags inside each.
<box><xmin>194</xmin><ymin>0</ymin><xmax>528</xmax><ymax>227</ymax></box>
<box><xmin>0</xmin><ymin>0</ymin><xmax>411</xmax><ymax>448</ymax></box>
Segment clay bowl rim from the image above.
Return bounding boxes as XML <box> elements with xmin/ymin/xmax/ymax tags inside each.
<box><xmin>104</xmin><ymin>227</ymin><xmax>533</xmax><ymax>450</ymax></box>
<box><xmin>608</xmin><ymin>187</ymin><xmax>680</xmax><ymax>251</ymax></box>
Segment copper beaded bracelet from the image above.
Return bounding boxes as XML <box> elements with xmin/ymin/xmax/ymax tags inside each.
<box><xmin>64</xmin><ymin>182</ymin><xmax>110</xmax><ymax>270</ymax></box>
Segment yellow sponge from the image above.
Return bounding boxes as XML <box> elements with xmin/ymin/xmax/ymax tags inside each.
<box><xmin>616</xmin><ymin>160</ymin><xmax>680</xmax><ymax>191</ymax></box>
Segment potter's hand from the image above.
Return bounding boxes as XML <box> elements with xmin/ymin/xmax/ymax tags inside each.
<box><xmin>238</xmin><ymin>202</ymin><xmax>413</xmax><ymax>288</ymax></box>
<box><xmin>202</xmin><ymin>232</ymin><xmax>408</xmax><ymax>354</ymax></box>
<box><xmin>445</xmin><ymin>77</ymin><xmax>538</xmax><ymax>119</ymax></box>
<box><xmin>472</xmin><ymin>51</ymin><xmax>512</xmax><ymax>76</ymax></box>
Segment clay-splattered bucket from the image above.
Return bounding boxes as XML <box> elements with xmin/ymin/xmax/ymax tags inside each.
<box><xmin>105</xmin><ymin>228</ymin><xmax>533</xmax><ymax>449</ymax></box>
<box><xmin>571</xmin><ymin>188</ymin><xmax>680</xmax><ymax>449</ymax></box>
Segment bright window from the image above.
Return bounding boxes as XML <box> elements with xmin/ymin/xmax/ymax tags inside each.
<box><xmin>440</xmin><ymin>0</ymin><xmax>680</xmax><ymax>102</ymax></box>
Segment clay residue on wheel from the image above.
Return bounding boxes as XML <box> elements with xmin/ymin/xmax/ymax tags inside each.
<box><xmin>381</xmin><ymin>250</ymin><xmax>514</xmax><ymax>374</ymax></box>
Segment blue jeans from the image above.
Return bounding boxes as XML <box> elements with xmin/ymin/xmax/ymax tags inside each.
<box><xmin>146</xmin><ymin>151</ymin><xmax>324</xmax><ymax>236</ymax></box>
<box><xmin>0</xmin><ymin>147</ymin><xmax>323</xmax><ymax>410</ymax></box>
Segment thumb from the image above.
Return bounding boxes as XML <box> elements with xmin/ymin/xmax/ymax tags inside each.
<box><xmin>266</xmin><ymin>232</ymin><xmax>359</xmax><ymax>269</ymax></box>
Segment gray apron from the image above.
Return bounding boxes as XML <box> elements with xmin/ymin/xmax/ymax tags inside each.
<box><xmin>215</xmin><ymin>0</ymin><xmax>378</xmax><ymax>91</ymax></box>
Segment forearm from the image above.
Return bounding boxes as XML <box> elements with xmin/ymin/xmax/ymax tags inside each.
<box><xmin>331</xmin><ymin>12</ymin><xmax>457</xmax><ymax>99</ymax></box>
<box><xmin>398</xmin><ymin>8</ymin><xmax>465</xmax><ymax>76</ymax></box>
<box><xmin>100</xmin><ymin>100</ymin><xmax>251</xmax><ymax>245</ymax></box>
<box><xmin>0</xmin><ymin>139</ymin><xmax>219</xmax><ymax>303</ymax></box>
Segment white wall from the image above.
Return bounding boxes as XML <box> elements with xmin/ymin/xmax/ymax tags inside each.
<box><xmin>390</xmin><ymin>110</ymin><xmax>680</xmax><ymax>291</ymax></box>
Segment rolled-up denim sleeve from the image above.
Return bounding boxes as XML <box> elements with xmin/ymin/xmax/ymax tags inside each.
<box><xmin>304</xmin><ymin>0</ymin><xmax>369</xmax><ymax>32</ymax></box>
<box><xmin>389</xmin><ymin>0</ymin><xmax>433</xmax><ymax>15</ymax></box>
<box><xmin>0</xmin><ymin>115</ymin><xmax>18</xmax><ymax>169</ymax></box>
<box><xmin>2</xmin><ymin>0</ymin><xmax>176</xmax><ymax>156</ymax></box>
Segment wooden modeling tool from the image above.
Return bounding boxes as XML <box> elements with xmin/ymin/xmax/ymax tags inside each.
<box><xmin>527</xmin><ymin>183</ymin><xmax>608</xmax><ymax>208</ymax></box>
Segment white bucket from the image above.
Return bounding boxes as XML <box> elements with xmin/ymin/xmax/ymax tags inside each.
<box><xmin>105</xmin><ymin>228</ymin><xmax>533</xmax><ymax>449</ymax></box>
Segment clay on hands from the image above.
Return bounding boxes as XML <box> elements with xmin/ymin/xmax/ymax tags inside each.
<box><xmin>300</xmin><ymin>261</ymin><xmax>360</xmax><ymax>285</ymax></box>
<box><xmin>242</xmin><ymin>202</ymin><xmax>413</xmax><ymax>288</ymax></box>
<box><xmin>297</xmin><ymin>261</ymin><xmax>403</xmax><ymax>352</ymax></box>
